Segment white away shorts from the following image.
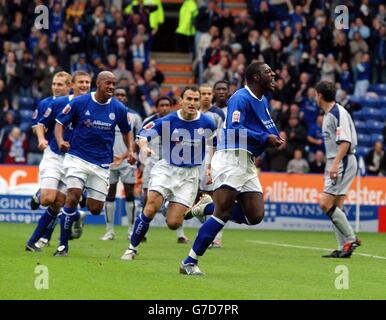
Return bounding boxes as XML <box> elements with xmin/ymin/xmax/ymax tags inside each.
<box><xmin>64</xmin><ymin>154</ymin><xmax>110</xmax><ymax>202</ymax></box>
<box><xmin>148</xmin><ymin>159</ymin><xmax>199</xmax><ymax>207</ymax></box>
<box><xmin>211</xmin><ymin>149</ymin><xmax>262</xmax><ymax>193</ymax></box>
<box><xmin>39</xmin><ymin>146</ymin><xmax>66</xmax><ymax>193</ymax></box>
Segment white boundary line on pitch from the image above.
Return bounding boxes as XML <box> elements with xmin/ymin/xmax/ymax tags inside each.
<box><xmin>247</xmin><ymin>240</ymin><xmax>386</xmax><ymax>260</ymax></box>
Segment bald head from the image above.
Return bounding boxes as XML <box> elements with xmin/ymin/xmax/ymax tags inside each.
<box><xmin>97</xmin><ymin>71</ymin><xmax>116</xmax><ymax>83</ymax></box>
<box><xmin>95</xmin><ymin>71</ymin><xmax>117</xmax><ymax>102</ymax></box>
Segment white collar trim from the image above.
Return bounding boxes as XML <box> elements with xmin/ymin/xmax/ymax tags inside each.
<box><xmin>177</xmin><ymin>109</ymin><xmax>201</xmax><ymax>121</ymax></box>
<box><xmin>91</xmin><ymin>92</ymin><xmax>112</xmax><ymax>105</ymax></box>
<box><xmin>245</xmin><ymin>85</ymin><xmax>263</xmax><ymax>101</ymax></box>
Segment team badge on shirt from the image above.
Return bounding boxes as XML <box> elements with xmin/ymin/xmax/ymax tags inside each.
<box><xmin>232</xmin><ymin>111</ymin><xmax>241</xmax><ymax>122</ymax></box>
<box><xmin>43</xmin><ymin>108</ymin><xmax>52</xmax><ymax>118</ymax></box>
<box><xmin>197</xmin><ymin>128</ymin><xmax>204</xmax><ymax>135</ymax></box>
<box><xmin>109</xmin><ymin>113</ymin><xmax>115</xmax><ymax>120</ymax></box>
<box><xmin>336</xmin><ymin>126</ymin><xmax>342</xmax><ymax>139</ymax></box>
<box><xmin>144</xmin><ymin>121</ymin><xmax>155</xmax><ymax>130</ymax></box>
<box><xmin>62</xmin><ymin>105</ymin><xmax>71</xmax><ymax>114</ymax></box>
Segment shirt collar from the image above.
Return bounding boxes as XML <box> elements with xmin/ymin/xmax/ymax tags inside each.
<box><xmin>245</xmin><ymin>85</ymin><xmax>263</xmax><ymax>101</ymax></box>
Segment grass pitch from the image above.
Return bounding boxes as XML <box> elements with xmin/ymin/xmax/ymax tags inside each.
<box><xmin>1</xmin><ymin>223</ymin><xmax>385</xmax><ymax>300</ymax></box>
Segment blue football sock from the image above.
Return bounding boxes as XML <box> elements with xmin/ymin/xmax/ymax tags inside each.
<box><xmin>203</xmin><ymin>201</ymin><xmax>249</xmax><ymax>224</ymax></box>
<box><xmin>41</xmin><ymin>209</ymin><xmax>59</xmax><ymax>241</ymax></box>
<box><xmin>230</xmin><ymin>202</ymin><xmax>250</xmax><ymax>225</ymax></box>
<box><xmin>27</xmin><ymin>207</ymin><xmax>57</xmax><ymax>246</ymax></box>
<box><xmin>35</xmin><ymin>189</ymin><xmax>41</xmax><ymax>202</ymax></box>
<box><xmin>130</xmin><ymin>212</ymin><xmax>152</xmax><ymax>249</ymax></box>
<box><xmin>203</xmin><ymin>202</ymin><xmax>214</xmax><ymax>216</ymax></box>
<box><xmin>59</xmin><ymin>207</ymin><xmax>80</xmax><ymax>250</ymax></box>
<box><xmin>184</xmin><ymin>216</ymin><xmax>225</xmax><ymax>264</ymax></box>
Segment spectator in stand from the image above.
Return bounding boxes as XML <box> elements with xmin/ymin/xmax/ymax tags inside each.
<box><xmin>287</xmin><ymin>149</ymin><xmax>309</xmax><ymax>174</ymax></box>
<box><xmin>127</xmin><ymin>80</ymin><xmax>146</xmax><ymax>118</ymax></box>
<box><xmin>131</xmin><ymin>35</ymin><xmax>149</xmax><ymax>68</ymax></box>
<box><xmin>307</xmin><ymin>114</ymin><xmax>325</xmax><ymax>160</ymax></box>
<box><xmin>285</xmin><ymin>115</ymin><xmax>307</xmax><ymax>155</ymax></box>
<box><xmin>3</xmin><ymin>127</ymin><xmax>28</xmax><ymax>164</ymax></box>
<box><xmin>148</xmin><ymin>59</ymin><xmax>164</xmax><ymax>86</ymax></box>
<box><xmin>194</xmin><ymin>0</ymin><xmax>219</xmax><ymax>55</ymax></box>
<box><xmin>0</xmin><ymin>51</ymin><xmax>22</xmax><ymax>106</ymax></box>
<box><xmin>71</xmin><ymin>53</ymin><xmax>93</xmax><ymax>74</ymax></box>
<box><xmin>371</xmin><ymin>21</ymin><xmax>385</xmax><ymax>84</ymax></box>
<box><xmin>364</xmin><ymin>141</ymin><xmax>386</xmax><ymax>176</ymax></box>
<box><xmin>113</xmin><ymin>58</ymin><xmax>134</xmax><ymax>84</ymax></box>
<box><xmin>354</xmin><ymin>53</ymin><xmax>371</xmax><ymax>97</ymax></box>
<box><xmin>337</xmin><ymin>62</ymin><xmax>353</xmax><ymax>93</ymax></box>
<box><xmin>51</xmin><ymin>29</ymin><xmax>71</xmax><ymax>72</ymax></box>
<box><xmin>349</xmin><ymin>31</ymin><xmax>368</xmax><ymax>79</ymax></box>
<box><xmin>348</xmin><ymin>17</ymin><xmax>370</xmax><ymax>40</ymax></box>
<box><xmin>234</xmin><ymin>10</ymin><xmax>254</xmax><ymax>44</ymax></box>
<box><xmin>175</xmin><ymin>0</ymin><xmax>198</xmax><ymax>53</ymax></box>
<box><xmin>309</xmin><ymin>150</ymin><xmax>326</xmax><ymax>174</ymax></box>
<box><xmin>251</xmin><ymin>1</ymin><xmax>273</xmax><ymax>32</ymax></box>
<box><xmin>319</xmin><ymin>53</ymin><xmax>340</xmax><ymax>83</ymax></box>
<box><xmin>203</xmin><ymin>56</ymin><xmax>229</xmax><ymax>87</ymax></box>
<box><xmin>217</xmin><ymin>7</ymin><xmax>234</xmax><ymax>32</ymax></box>
<box><xmin>242</xmin><ymin>30</ymin><xmax>260</xmax><ymax>65</ymax></box>
<box><xmin>300</xmin><ymin>87</ymin><xmax>319</xmax><ymax>128</ymax></box>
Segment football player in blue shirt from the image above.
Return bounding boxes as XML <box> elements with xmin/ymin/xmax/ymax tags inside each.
<box><xmin>25</xmin><ymin>71</ymin><xmax>92</xmax><ymax>252</ymax></box>
<box><xmin>25</xmin><ymin>71</ymin><xmax>73</xmax><ymax>252</ymax></box>
<box><xmin>180</xmin><ymin>62</ymin><xmax>285</xmax><ymax>275</ymax></box>
<box><xmin>120</xmin><ymin>86</ymin><xmax>218</xmax><ymax>261</ymax></box>
<box><xmin>54</xmin><ymin>71</ymin><xmax>135</xmax><ymax>256</ymax></box>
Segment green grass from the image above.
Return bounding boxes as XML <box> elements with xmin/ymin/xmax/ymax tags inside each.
<box><xmin>1</xmin><ymin>223</ymin><xmax>386</xmax><ymax>300</ymax></box>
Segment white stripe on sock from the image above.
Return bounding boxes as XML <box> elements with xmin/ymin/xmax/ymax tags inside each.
<box><xmin>211</xmin><ymin>215</ymin><xmax>226</xmax><ymax>226</ymax></box>
<box><xmin>189</xmin><ymin>249</ymin><xmax>198</xmax><ymax>260</ymax></box>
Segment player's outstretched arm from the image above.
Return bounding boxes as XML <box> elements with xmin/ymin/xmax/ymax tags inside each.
<box><xmin>122</xmin><ymin>132</ymin><xmax>136</xmax><ymax>165</ymax></box>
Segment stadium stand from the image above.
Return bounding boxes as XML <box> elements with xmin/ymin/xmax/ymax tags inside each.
<box><xmin>0</xmin><ymin>0</ymin><xmax>385</xmax><ymax>175</ymax></box>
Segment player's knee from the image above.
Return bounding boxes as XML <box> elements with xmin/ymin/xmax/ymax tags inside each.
<box><xmin>246</xmin><ymin>208</ymin><xmax>264</xmax><ymax>225</ymax></box>
<box><xmin>88</xmin><ymin>206</ymin><xmax>102</xmax><ymax>215</ymax></box>
<box><xmin>66</xmin><ymin>190</ymin><xmax>82</xmax><ymax>207</ymax></box>
<box><xmin>319</xmin><ymin>202</ymin><xmax>331</xmax><ymax>214</ymax></box>
<box><xmin>166</xmin><ymin>219</ymin><xmax>181</xmax><ymax>230</ymax></box>
<box><xmin>40</xmin><ymin>193</ymin><xmax>56</xmax><ymax>206</ymax></box>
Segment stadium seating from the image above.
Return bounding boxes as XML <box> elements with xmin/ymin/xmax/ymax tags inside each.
<box><xmin>366</xmin><ymin>120</ymin><xmax>384</xmax><ymax>133</ymax></box>
<box><xmin>368</xmin><ymin>84</ymin><xmax>386</xmax><ymax>97</ymax></box>
<box><xmin>356</xmin><ymin>146</ymin><xmax>370</xmax><ymax>157</ymax></box>
<box><xmin>381</xmin><ymin>107</ymin><xmax>386</xmax><ymax>121</ymax></box>
<box><xmin>357</xmin><ymin>133</ymin><xmax>373</xmax><ymax>147</ymax></box>
<box><xmin>370</xmin><ymin>133</ymin><xmax>384</xmax><ymax>144</ymax></box>
<box><xmin>359</xmin><ymin>96</ymin><xmax>379</xmax><ymax>109</ymax></box>
<box><xmin>354</xmin><ymin>120</ymin><xmax>368</xmax><ymax>134</ymax></box>
<box><xmin>351</xmin><ymin>109</ymin><xmax>363</xmax><ymax>121</ymax></box>
<box><xmin>18</xmin><ymin>97</ymin><xmax>35</xmax><ymax>110</ymax></box>
<box><xmin>362</xmin><ymin>107</ymin><xmax>382</xmax><ymax>121</ymax></box>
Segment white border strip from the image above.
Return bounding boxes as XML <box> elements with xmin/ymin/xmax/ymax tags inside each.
<box><xmin>247</xmin><ymin>240</ymin><xmax>386</xmax><ymax>260</ymax></box>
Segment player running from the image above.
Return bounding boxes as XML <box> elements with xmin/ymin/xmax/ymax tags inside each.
<box><xmin>25</xmin><ymin>71</ymin><xmax>73</xmax><ymax>251</ymax></box>
<box><xmin>100</xmin><ymin>88</ymin><xmax>142</xmax><ymax>241</ymax></box>
<box><xmin>54</xmin><ymin>71</ymin><xmax>135</xmax><ymax>256</ymax></box>
<box><xmin>120</xmin><ymin>86</ymin><xmax>217</xmax><ymax>261</ymax></box>
<box><xmin>141</xmin><ymin>96</ymin><xmax>190</xmax><ymax>244</ymax></box>
<box><xmin>179</xmin><ymin>62</ymin><xmax>285</xmax><ymax>275</ymax></box>
<box><xmin>315</xmin><ymin>81</ymin><xmax>361</xmax><ymax>258</ymax></box>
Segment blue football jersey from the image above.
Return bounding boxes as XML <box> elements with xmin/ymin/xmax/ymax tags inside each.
<box><xmin>218</xmin><ymin>86</ymin><xmax>280</xmax><ymax>157</ymax></box>
<box><xmin>38</xmin><ymin>95</ymin><xmax>74</xmax><ymax>155</ymax></box>
<box><xmin>31</xmin><ymin>96</ymin><xmax>55</xmax><ymax>128</ymax></box>
<box><xmin>138</xmin><ymin>110</ymin><xmax>217</xmax><ymax>167</ymax></box>
<box><xmin>56</xmin><ymin>92</ymin><xmax>132</xmax><ymax>168</ymax></box>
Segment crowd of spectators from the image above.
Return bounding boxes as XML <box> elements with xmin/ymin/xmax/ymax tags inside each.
<box><xmin>0</xmin><ymin>0</ymin><xmax>385</xmax><ymax>176</ymax></box>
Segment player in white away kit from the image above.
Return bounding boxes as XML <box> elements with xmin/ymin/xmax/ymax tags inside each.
<box><xmin>100</xmin><ymin>88</ymin><xmax>142</xmax><ymax>241</ymax></box>
<box><xmin>54</xmin><ymin>71</ymin><xmax>135</xmax><ymax>256</ymax></box>
<box><xmin>121</xmin><ymin>87</ymin><xmax>217</xmax><ymax>261</ymax></box>
<box><xmin>315</xmin><ymin>81</ymin><xmax>361</xmax><ymax>258</ymax></box>
<box><xmin>25</xmin><ymin>72</ymin><xmax>72</xmax><ymax>251</ymax></box>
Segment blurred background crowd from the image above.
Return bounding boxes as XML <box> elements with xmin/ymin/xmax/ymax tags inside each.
<box><xmin>0</xmin><ymin>0</ymin><xmax>385</xmax><ymax>176</ymax></box>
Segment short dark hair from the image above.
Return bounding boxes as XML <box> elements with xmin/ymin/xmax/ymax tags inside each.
<box><xmin>245</xmin><ymin>61</ymin><xmax>266</xmax><ymax>84</ymax></box>
<box><xmin>155</xmin><ymin>95</ymin><xmax>173</xmax><ymax>107</ymax></box>
<box><xmin>315</xmin><ymin>81</ymin><xmax>336</xmax><ymax>102</ymax></box>
<box><xmin>180</xmin><ymin>86</ymin><xmax>200</xmax><ymax>98</ymax></box>
<box><xmin>213</xmin><ymin>80</ymin><xmax>229</xmax><ymax>90</ymax></box>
